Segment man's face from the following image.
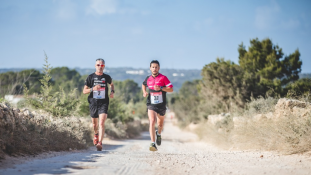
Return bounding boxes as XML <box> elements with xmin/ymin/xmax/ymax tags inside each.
<box><xmin>95</xmin><ymin>61</ymin><xmax>105</xmax><ymax>72</ymax></box>
<box><xmin>150</xmin><ymin>63</ymin><xmax>160</xmax><ymax>75</ymax></box>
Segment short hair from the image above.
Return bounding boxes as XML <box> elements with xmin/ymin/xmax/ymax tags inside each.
<box><xmin>150</xmin><ymin>60</ymin><xmax>160</xmax><ymax>67</ymax></box>
<box><xmin>96</xmin><ymin>58</ymin><xmax>105</xmax><ymax>64</ymax></box>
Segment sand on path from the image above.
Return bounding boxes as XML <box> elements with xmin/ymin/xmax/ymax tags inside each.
<box><xmin>1</xmin><ymin>113</ymin><xmax>311</xmax><ymax>175</ymax></box>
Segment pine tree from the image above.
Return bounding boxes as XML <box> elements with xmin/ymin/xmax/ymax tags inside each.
<box><xmin>238</xmin><ymin>38</ymin><xmax>302</xmax><ymax>96</ymax></box>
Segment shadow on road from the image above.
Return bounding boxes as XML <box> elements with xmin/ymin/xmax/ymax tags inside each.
<box><xmin>131</xmin><ymin>131</ymin><xmax>151</xmax><ymax>141</ymax></box>
<box><xmin>0</xmin><ymin>131</ymin><xmax>152</xmax><ymax>175</ymax></box>
<box><xmin>0</xmin><ymin>143</ymin><xmax>124</xmax><ymax>175</ymax></box>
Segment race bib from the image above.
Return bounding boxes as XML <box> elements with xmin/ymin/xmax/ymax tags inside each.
<box><xmin>93</xmin><ymin>87</ymin><xmax>105</xmax><ymax>99</ymax></box>
<box><xmin>151</xmin><ymin>92</ymin><xmax>163</xmax><ymax>104</ymax></box>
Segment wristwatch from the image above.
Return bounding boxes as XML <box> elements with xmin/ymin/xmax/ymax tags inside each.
<box><xmin>160</xmin><ymin>86</ymin><xmax>163</xmax><ymax>90</ymax></box>
<box><xmin>111</xmin><ymin>90</ymin><xmax>115</xmax><ymax>93</ymax></box>
<box><xmin>90</xmin><ymin>87</ymin><xmax>93</xmax><ymax>93</ymax></box>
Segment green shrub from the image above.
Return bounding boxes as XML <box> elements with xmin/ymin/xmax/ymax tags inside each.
<box><xmin>23</xmin><ymin>53</ymin><xmax>80</xmax><ymax>117</ymax></box>
<box><xmin>132</xmin><ymin>101</ymin><xmax>147</xmax><ymax>119</ymax></box>
<box><xmin>233</xmin><ymin>96</ymin><xmax>278</xmax><ymax>118</ymax></box>
<box><xmin>108</xmin><ymin>97</ymin><xmax>134</xmax><ymax>123</ymax></box>
<box><xmin>0</xmin><ymin>69</ymin><xmax>42</xmax><ymax>97</ymax></box>
<box><xmin>284</xmin><ymin>78</ymin><xmax>311</xmax><ymax>96</ymax></box>
<box><xmin>78</xmin><ymin>93</ymin><xmax>90</xmax><ymax>116</ymax></box>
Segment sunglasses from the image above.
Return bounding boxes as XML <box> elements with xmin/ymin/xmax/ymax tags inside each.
<box><xmin>97</xmin><ymin>64</ymin><xmax>104</xmax><ymax>67</ymax></box>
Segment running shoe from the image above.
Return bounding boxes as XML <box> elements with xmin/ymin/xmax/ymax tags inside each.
<box><xmin>93</xmin><ymin>134</ymin><xmax>99</xmax><ymax>145</ymax></box>
<box><xmin>156</xmin><ymin>130</ymin><xmax>161</xmax><ymax>146</ymax></box>
<box><xmin>96</xmin><ymin>142</ymin><xmax>102</xmax><ymax>151</ymax></box>
<box><xmin>149</xmin><ymin>143</ymin><xmax>158</xmax><ymax>151</ymax></box>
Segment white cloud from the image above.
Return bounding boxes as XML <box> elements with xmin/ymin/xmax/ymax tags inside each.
<box><xmin>55</xmin><ymin>0</ymin><xmax>77</xmax><ymax>20</ymax></box>
<box><xmin>204</xmin><ymin>17</ymin><xmax>214</xmax><ymax>26</ymax></box>
<box><xmin>118</xmin><ymin>8</ymin><xmax>138</xmax><ymax>15</ymax></box>
<box><xmin>131</xmin><ymin>27</ymin><xmax>143</xmax><ymax>35</ymax></box>
<box><xmin>254</xmin><ymin>1</ymin><xmax>280</xmax><ymax>30</ymax></box>
<box><xmin>86</xmin><ymin>0</ymin><xmax>148</xmax><ymax>16</ymax></box>
<box><xmin>194</xmin><ymin>17</ymin><xmax>213</xmax><ymax>32</ymax></box>
<box><xmin>194</xmin><ymin>16</ymin><xmax>235</xmax><ymax>33</ymax></box>
<box><xmin>281</xmin><ymin>19</ymin><xmax>300</xmax><ymax>29</ymax></box>
<box><xmin>254</xmin><ymin>1</ymin><xmax>301</xmax><ymax>30</ymax></box>
<box><xmin>141</xmin><ymin>11</ymin><xmax>151</xmax><ymax>16</ymax></box>
<box><xmin>87</xmin><ymin>0</ymin><xmax>118</xmax><ymax>15</ymax></box>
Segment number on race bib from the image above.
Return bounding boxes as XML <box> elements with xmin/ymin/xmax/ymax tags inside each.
<box><xmin>151</xmin><ymin>92</ymin><xmax>163</xmax><ymax>104</ymax></box>
<box><xmin>93</xmin><ymin>87</ymin><xmax>105</xmax><ymax>99</ymax></box>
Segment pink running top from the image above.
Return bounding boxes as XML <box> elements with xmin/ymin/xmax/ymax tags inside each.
<box><xmin>142</xmin><ymin>73</ymin><xmax>173</xmax><ymax>106</ymax></box>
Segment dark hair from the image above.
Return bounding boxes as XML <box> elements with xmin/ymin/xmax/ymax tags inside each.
<box><xmin>150</xmin><ymin>60</ymin><xmax>160</xmax><ymax>67</ymax></box>
<box><xmin>96</xmin><ymin>58</ymin><xmax>105</xmax><ymax>64</ymax></box>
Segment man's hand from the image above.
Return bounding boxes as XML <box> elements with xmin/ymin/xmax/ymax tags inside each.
<box><xmin>154</xmin><ymin>85</ymin><xmax>161</xmax><ymax>91</ymax></box>
<box><xmin>93</xmin><ymin>85</ymin><xmax>101</xmax><ymax>91</ymax></box>
<box><xmin>143</xmin><ymin>91</ymin><xmax>148</xmax><ymax>97</ymax></box>
<box><xmin>110</xmin><ymin>92</ymin><xmax>114</xmax><ymax>98</ymax></box>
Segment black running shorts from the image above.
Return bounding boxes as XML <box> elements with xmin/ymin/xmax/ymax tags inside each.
<box><xmin>147</xmin><ymin>105</ymin><xmax>166</xmax><ymax>116</ymax></box>
<box><xmin>89</xmin><ymin>99</ymin><xmax>109</xmax><ymax>118</ymax></box>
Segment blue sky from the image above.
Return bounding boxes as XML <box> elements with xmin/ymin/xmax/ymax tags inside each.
<box><xmin>0</xmin><ymin>0</ymin><xmax>310</xmax><ymax>73</ymax></box>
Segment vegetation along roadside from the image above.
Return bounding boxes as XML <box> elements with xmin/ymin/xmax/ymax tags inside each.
<box><xmin>170</xmin><ymin>38</ymin><xmax>311</xmax><ymax>154</ymax></box>
<box><xmin>0</xmin><ymin>54</ymin><xmax>148</xmax><ymax>160</ymax></box>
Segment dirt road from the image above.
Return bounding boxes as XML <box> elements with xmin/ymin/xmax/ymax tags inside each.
<box><xmin>1</xmin><ymin>114</ymin><xmax>311</xmax><ymax>175</ymax></box>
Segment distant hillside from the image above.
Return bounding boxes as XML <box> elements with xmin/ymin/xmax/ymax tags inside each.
<box><xmin>0</xmin><ymin>68</ymin><xmax>27</xmax><ymax>73</ymax></box>
<box><xmin>300</xmin><ymin>73</ymin><xmax>311</xmax><ymax>79</ymax></box>
<box><xmin>75</xmin><ymin>67</ymin><xmax>201</xmax><ymax>92</ymax></box>
<box><xmin>1</xmin><ymin>68</ymin><xmax>309</xmax><ymax>92</ymax></box>
<box><xmin>0</xmin><ymin>67</ymin><xmax>202</xmax><ymax>92</ymax></box>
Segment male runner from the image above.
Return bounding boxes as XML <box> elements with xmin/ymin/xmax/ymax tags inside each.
<box><xmin>83</xmin><ymin>58</ymin><xmax>115</xmax><ymax>151</ymax></box>
<box><xmin>142</xmin><ymin>60</ymin><xmax>173</xmax><ymax>151</ymax></box>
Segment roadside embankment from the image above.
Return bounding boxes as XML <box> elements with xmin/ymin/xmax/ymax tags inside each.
<box><xmin>186</xmin><ymin>98</ymin><xmax>311</xmax><ymax>154</ymax></box>
<box><xmin>0</xmin><ymin>103</ymin><xmax>148</xmax><ymax>160</ymax></box>
<box><xmin>0</xmin><ymin>103</ymin><xmax>92</xmax><ymax>160</ymax></box>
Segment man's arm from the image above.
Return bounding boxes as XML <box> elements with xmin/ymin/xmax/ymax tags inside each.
<box><xmin>161</xmin><ymin>76</ymin><xmax>173</xmax><ymax>92</ymax></box>
<box><xmin>83</xmin><ymin>85</ymin><xmax>92</xmax><ymax>94</ymax></box>
<box><xmin>110</xmin><ymin>82</ymin><xmax>114</xmax><ymax>91</ymax></box>
<box><xmin>142</xmin><ymin>84</ymin><xmax>148</xmax><ymax>97</ymax></box>
<box><xmin>154</xmin><ymin>85</ymin><xmax>173</xmax><ymax>92</ymax></box>
<box><xmin>109</xmin><ymin>82</ymin><xmax>114</xmax><ymax>98</ymax></box>
<box><xmin>83</xmin><ymin>85</ymin><xmax>101</xmax><ymax>94</ymax></box>
<box><xmin>161</xmin><ymin>86</ymin><xmax>173</xmax><ymax>92</ymax></box>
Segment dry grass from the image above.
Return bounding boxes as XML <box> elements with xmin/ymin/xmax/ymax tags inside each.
<box><xmin>231</xmin><ymin>97</ymin><xmax>311</xmax><ymax>154</ymax></box>
<box><xmin>104</xmin><ymin>118</ymin><xmax>149</xmax><ymax>139</ymax></box>
<box><xmin>0</xmin><ymin>102</ymin><xmax>149</xmax><ymax>160</ymax></box>
<box><xmin>0</xmin><ymin>102</ymin><xmax>92</xmax><ymax>160</ymax></box>
<box><xmin>231</xmin><ymin>114</ymin><xmax>311</xmax><ymax>154</ymax></box>
<box><xmin>193</xmin><ymin>97</ymin><xmax>311</xmax><ymax>154</ymax></box>
<box><xmin>195</xmin><ymin>121</ymin><xmax>232</xmax><ymax>149</ymax></box>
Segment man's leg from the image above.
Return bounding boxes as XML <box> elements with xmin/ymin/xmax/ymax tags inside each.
<box><xmin>148</xmin><ymin>109</ymin><xmax>158</xmax><ymax>151</ymax></box>
<box><xmin>148</xmin><ymin>109</ymin><xmax>157</xmax><ymax>142</ymax></box>
<box><xmin>91</xmin><ymin>118</ymin><xmax>99</xmax><ymax>145</ymax></box>
<box><xmin>155</xmin><ymin>114</ymin><xmax>165</xmax><ymax>146</ymax></box>
<box><xmin>91</xmin><ymin>118</ymin><xmax>99</xmax><ymax>134</ymax></box>
<box><xmin>90</xmin><ymin>99</ymin><xmax>99</xmax><ymax>145</ymax></box>
<box><xmin>98</xmin><ymin>113</ymin><xmax>107</xmax><ymax>144</ymax></box>
<box><xmin>156</xmin><ymin>114</ymin><xmax>165</xmax><ymax>135</ymax></box>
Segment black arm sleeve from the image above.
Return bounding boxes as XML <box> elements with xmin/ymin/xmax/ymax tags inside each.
<box><xmin>142</xmin><ymin>76</ymin><xmax>149</xmax><ymax>86</ymax></box>
<box><xmin>107</xmin><ymin>75</ymin><xmax>112</xmax><ymax>84</ymax></box>
<box><xmin>84</xmin><ymin>75</ymin><xmax>92</xmax><ymax>88</ymax></box>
